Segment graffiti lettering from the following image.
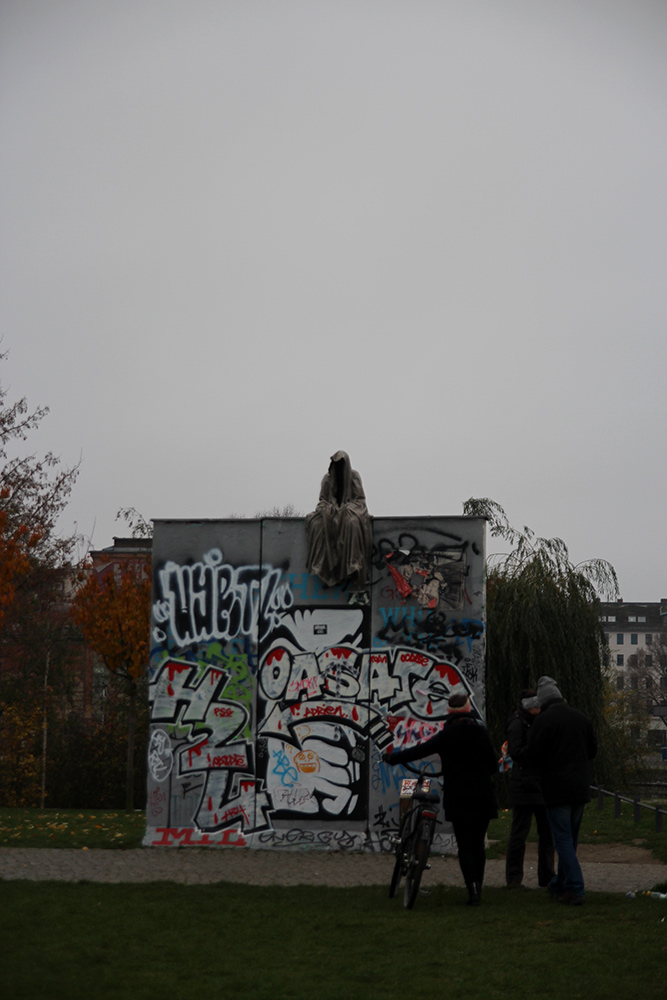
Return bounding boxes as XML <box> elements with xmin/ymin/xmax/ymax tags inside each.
<box><xmin>152</xmin><ymin>548</ymin><xmax>293</xmax><ymax>646</ymax></box>
<box><xmin>208</xmin><ymin>753</ymin><xmax>247</xmax><ymax>768</ymax></box>
<box><xmin>303</xmin><ymin>704</ymin><xmax>346</xmax><ymax>719</ymax></box>
<box><xmin>151</xmin><ymin>826</ymin><xmax>247</xmax><ymax>847</ymax></box>
<box><xmin>148</xmin><ymin>787</ymin><xmax>166</xmax><ymax>818</ymax></box>
<box><xmin>376</xmin><ymin>607</ymin><xmax>484</xmax><ymax>656</ymax></box>
<box><xmin>218</xmin><ymin>804</ymin><xmax>249</xmax><ymax>826</ymax></box>
<box><xmin>148</xmin><ymin>729</ymin><xmax>173</xmax><ymax>782</ymax></box>
<box><xmin>386</xmin><ymin>715</ymin><xmax>443</xmax><ymax>745</ymax></box>
<box><xmin>256</xmin><ymin>828</ymin><xmax>360</xmax><ymax>850</ymax></box>
<box><xmin>151</xmin><ymin>657</ymin><xmax>251</xmax><ymax>745</ymax></box>
<box><xmin>272</xmin><ymin>748</ymin><xmax>298</xmax><ymax>787</ymax></box>
<box><xmin>272</xmin><ymin>786</ymin><xmax>314</xmax><ymax>809</ymax></box>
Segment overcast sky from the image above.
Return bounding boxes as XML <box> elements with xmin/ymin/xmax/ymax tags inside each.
<box><xmin>1</xmin><ymin>1</ymin><xmax>665</xmax><ymax>600</ymax></box>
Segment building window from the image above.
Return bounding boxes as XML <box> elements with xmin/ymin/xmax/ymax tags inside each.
<box><xmin>631</xmin><ymin>634</ymin><xmax>638</xmax><ymax>645</ymax></box>
<box><xmin>646</xmin><ymin>634</ymin><xmax>653</xmax><ymax>645</ymax></box>
<box><xmin>661</xmin><ymin>676</ymin><xmax>667</xmax><ymax>693</ymax></box>
<box><xmin>638</xmin><ymin>616</ymin><xmax>646</xmax><ymax>622</ymax></box>
<box><xmin>630</xmin><ymin>675</ymin><xmax>639</xmax><ymax>690</ymax></box>
<box><xmin>608</xmin><ymin>616</ymin><xmax>616</xmax><ymax>623</ymax></box>
<box><xmin>617</xmin><ymin>634</ymin><xmax>624</xmax><ymax>645</ymax></box>
<box><xmin>617</xmin><ymin>674</ymin><xmax>624</xmax><ymax>689</ymax></box>
<box><xmin>617</xmin><ymin>654</ymin><xmax>624</xmax><ymax>667</ymax></box>
<box><xmin>629</xmin><ymin>616</ymin><xmax>637</xmax><ymax>622</ymax></box>
<box><xmin>647</xmin><ymin>676</ymin><xmax>653</xmax><ymax>689</ymax></box>
<box><xmin>646</xmin><ymin>655</ymin><xmax>653</xmax><ymax>667</ymax></box>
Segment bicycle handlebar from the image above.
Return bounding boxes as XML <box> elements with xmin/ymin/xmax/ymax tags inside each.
<box><xmin>400</xmin><ymin>760</ymin><xmax>443</xmax><ymax>779</ymax></box>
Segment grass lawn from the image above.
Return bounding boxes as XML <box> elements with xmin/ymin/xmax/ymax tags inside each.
<box><xmin>1</xmin><ymin>799</ymin><xmax>667</xmax><ymax>999</ymax></box>
<box><xmin>2</xmin><ymin>793</ymin><xmax>666</xmax><ymax>858</ymax></box>
<box><xmin>0</xmin><ymin>808</ymin><xmax>145</xmax><ymax>849</ymax></box>
<box><xmin>1</xmin><ymin>881</ymin><xmax>666</xmax><ymax>1000</ymax></box>
<box><xmin>488</xmin><ymin>794</ymin><xmax>667</xmax><ymax>864</ymax></box>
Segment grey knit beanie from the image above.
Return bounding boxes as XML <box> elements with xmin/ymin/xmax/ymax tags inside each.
<box><xmin>536</xmin><ymin>675</ymin><xmax>562</xmax><ymax>706</ymax></box>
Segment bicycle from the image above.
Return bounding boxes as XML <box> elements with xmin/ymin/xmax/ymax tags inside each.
<box><xmin>388</xmin><ymin>761</ymin><xmax>442</xmax><ymax>909</ymax></box>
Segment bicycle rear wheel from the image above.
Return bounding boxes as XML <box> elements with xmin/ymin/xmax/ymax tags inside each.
<box><xmin>404</xmin><ymin>822</ymin><xmax>430</xmax><ymax>910</ymax></box>
<box><xmin>389</xmin><ymin>814</ymin><xmax>411</xmax><ymax>898</ymax></box>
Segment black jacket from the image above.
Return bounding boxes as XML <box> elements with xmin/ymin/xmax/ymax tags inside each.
<box><xmin>389</xmin><ymin>713</ymin><xmax>498</xmax><ymax>822</ymax></box>
<box><xmin>505</xmin><ymin>708</ymin><xmax>545</xmax><ymax>807</ymax></box>
<box><xmin>526</xmin><ymin>698</ymin><xmax>597</xmax><ymax>806</ymax></box>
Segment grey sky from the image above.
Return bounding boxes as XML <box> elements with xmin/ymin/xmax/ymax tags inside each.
<box><xmin>1</xmin><ymin>1</ymin><xmax>665</xmax><ymax>600</ymax></box>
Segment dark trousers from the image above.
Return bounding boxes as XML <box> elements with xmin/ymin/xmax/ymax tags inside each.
<box><xmin>505</xmin><ymin>803</ymin><xmax>555</xmax><ymax>887</ymax></box>
<box><xmin>451</xmin><ymin>815</ymin><xmax>490</xmax><ymax>885</ymax></box>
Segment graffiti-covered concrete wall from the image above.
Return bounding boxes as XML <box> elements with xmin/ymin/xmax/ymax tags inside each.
<box><xmin>145</xmin><ymin>516</ymin><xmax>486</xmax><ymax>851</ymax></box>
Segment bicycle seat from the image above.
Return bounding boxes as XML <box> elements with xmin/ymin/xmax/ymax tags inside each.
<box><xmin>413</xmin><ymin>788</ymin><xmax>440</xmax><ymax>805</ymax></box>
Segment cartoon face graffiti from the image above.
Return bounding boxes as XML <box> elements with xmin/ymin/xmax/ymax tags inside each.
<box><xmin>294</xmin><ymin>749</ymin><xmax>320</xmax><ymax>774</ymax></box>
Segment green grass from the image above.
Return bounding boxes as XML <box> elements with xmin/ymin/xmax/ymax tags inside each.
<box><xmin>1</xmin><ymin>881</ymin><xmax>666</xmax><ymax>1000</ymax></box>
<box><xmin>488</xmin><ymin>795</ymin><xmax>667</xmax><ymax>864</ymax></box>
<box><xmin>2</xmin><ymin>797</ymin><xmax>667</xmax><ymax>861</ymax></box>
<box><xmin>1</xmin><ymin>801</ymin><xmax>667</xmax><ymax>998</ymax></box>
<box><xmin>0</xmin><ymin>808</ymin><xmax>145</xmax><ymax>849</ymax></box>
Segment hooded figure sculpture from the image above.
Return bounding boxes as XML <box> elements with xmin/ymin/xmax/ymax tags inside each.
<box><xmin>305</xmin><ymin>451</ymin><xmax>372</xmax><ymax>589</ymax></box>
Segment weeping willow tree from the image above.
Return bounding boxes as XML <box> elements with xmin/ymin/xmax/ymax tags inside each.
<box><xmin>463</xmin><ymin>498</ymin><xmax>628</xmax><ymax>790</ymax></box>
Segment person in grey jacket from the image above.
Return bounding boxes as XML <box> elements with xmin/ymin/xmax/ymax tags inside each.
<box><xmin>526</xmin><ymin>676</ymin><xmax>597</xmax><ymax>906</ymax></box>
<box><xmin>505</xmin><ymin>689</ymin><xmax>555</xmax><ymax>889</ymax></box>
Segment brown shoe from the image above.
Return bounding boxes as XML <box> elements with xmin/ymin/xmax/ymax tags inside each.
<box><xmin>556</xmin><ymin>891</ymin><xmax>585</xmax><ymax>906</ymax></box>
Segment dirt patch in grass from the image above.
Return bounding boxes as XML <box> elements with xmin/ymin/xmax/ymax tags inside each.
<box><xmin>524</xmin><ymin>842</ymin><xmax>658</xmax><ymax>864</ymax></box>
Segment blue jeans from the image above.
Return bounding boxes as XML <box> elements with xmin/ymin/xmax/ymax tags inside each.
<box><xmin>546</xmin><ymin>803</ymin><xmax>585</xmax><ymax>898</ymax></box>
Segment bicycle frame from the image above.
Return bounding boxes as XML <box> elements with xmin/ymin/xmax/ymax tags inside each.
<box><xmin>389</xmin><ymin>761</ymin><xmax>442</xmax><ymax>909</ymax></box>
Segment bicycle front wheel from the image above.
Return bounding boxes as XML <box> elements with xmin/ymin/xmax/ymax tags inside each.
<box><xmin>389</xmin><ymin>848</ymin><xmax>404</xmax><ymax>898</ymax></box>
<box><xmin>403</xmin><ymin>822</ymin><xmax>430</xmax><ymax>910</ymax></box>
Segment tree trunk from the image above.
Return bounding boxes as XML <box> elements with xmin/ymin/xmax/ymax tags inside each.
<box><xmin>125</xmin><ymin>678</ymin><xmax>137</xmax><ymax>811</ymax></box>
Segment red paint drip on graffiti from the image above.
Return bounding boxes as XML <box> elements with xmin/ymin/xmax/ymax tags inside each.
<box><xmin>167</xmin><ymin>662</ymin><xmax>191</xmax><ymax>682</ymax></box>
<box><xmin>435</xmin><ymin>663</ymin><xmax>461</xmax><ymax>686</ymax></box>
<box><xmin>331</xmin><ymin>647</ymin><xmax>352</xmax><ymax>659</ymax></box>
<box><xmin>187</xmin><ymin>740</ymin><xmax>208</xmax><ymax>768</ymax></box>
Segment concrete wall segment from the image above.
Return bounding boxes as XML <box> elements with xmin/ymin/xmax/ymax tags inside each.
<box><xmin>145</xmin><ymin>516</ymin><xmax>486</xmax><ymax>851</ymax></box>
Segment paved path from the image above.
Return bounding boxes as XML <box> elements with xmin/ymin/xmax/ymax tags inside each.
<box><xmin>1</xmin><ymin>845</ymin><xmax>666</xmax><ymax>894</ymax></box>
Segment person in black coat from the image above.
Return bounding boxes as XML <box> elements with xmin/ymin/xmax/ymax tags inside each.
<box><xmin>383</xmin><ymin>691</ymin><xmax>498</xmax><ymax>906</ymax></box>
<box><xmin>504</xmin><ymin>689</ymin><xmax>555</xmax><ymax>889</ymax></box>
<box><xmin>526</xmin><ymin>676</ymin><xmax>597</xmax><ymax>906</ymax></box>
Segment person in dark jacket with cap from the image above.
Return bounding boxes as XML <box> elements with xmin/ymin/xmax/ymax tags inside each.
<box><xmin>526</xmin><ymin>675</ymin><xmax>597</xmax><ymax>906</ymax></box>
<box><xmin>383</xmin><ymin>691</ymin><xmax>498</xmax><ymax>907</ymax></box>
<box><xmin>505</xmin><ymin>689</ymin><xmax>555</xmax><ymax>889</ymax></box>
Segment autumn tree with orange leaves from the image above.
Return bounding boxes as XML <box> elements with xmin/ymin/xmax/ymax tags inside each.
<box><xmin>0</xmin><ymin>356</ymin><xmax>80</xmax><ymax>806</ymax></box>
<box><xmin>0</xmin><ymin>360</ymin><xmax>75</xmax><ymax>629</ymax></box>
<box><xmin>0</xmin><ymin>503</ymin><xmax>36</xmax><ymax>629</ymax></box>
<box><xmin>71</xmin><ymin>562</ymin><xmax>151</xmax><ymax>810</ymax></box>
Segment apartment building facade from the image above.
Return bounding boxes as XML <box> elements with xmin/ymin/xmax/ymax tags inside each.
<box><xmin>599</xmin><ymin>599</ymin><xmax>667</xmax><ymax>737</ymax></box>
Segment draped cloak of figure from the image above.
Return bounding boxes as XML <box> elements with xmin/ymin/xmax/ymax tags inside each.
<box><xmin>305</xmin><ymin>451</ymin><xmax>372</xmax><ymax>588</ymax></box>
